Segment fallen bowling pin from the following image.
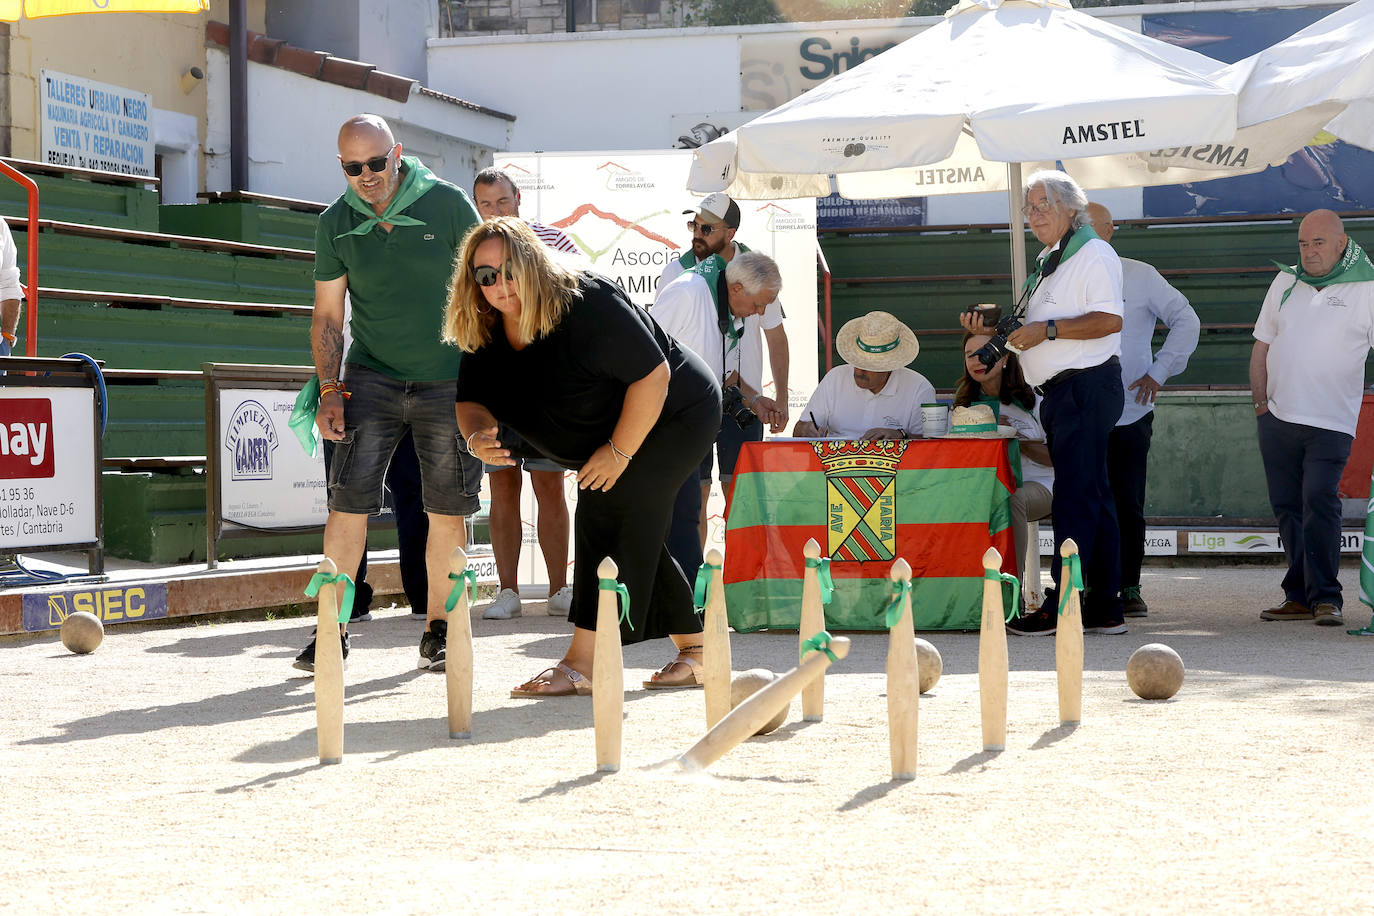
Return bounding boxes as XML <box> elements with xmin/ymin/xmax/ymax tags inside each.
<box><xmin>593</xmin><ymin>557</ymin><xmax>625</xmax><ymax>773</ymax></box>
<box><xmin>886</xmin><ymin>559</ymin><xmax>918</xmax><ymax>780</ymax></box>
<box><xmin>700</xmin><ymin>548</ymin><xmax>732</xmax><ymax>729</ymax></box>
<box><xmin>445</xmin><ymin>546</ymin><xmax>475</xmax><ymax>740</ymax></box>
<box><xmin>312</xmin><ymin>556</ymin><xmax>345</xmax><ymax>765</ymax></box>
<box><xmin>678</xmin><ymin>634</ymin><xmax>851</xmax><ymax>772</ymax></box>
<box><xmin>799</xmin><ymin>538</ymin><xmax>827</xmax><ymax>722</ymax></box>
<box><xmin>1056</xmin><ymin>538</ymin><xmax>1084</xmax><ymax>726</ymax></box>
<box><xmin>979</xmin><ymin>546</ymin><xmax>1009</xmax><ymax>752</ymax></box>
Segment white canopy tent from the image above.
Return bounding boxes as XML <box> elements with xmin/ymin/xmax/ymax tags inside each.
<box><xmin>688</xmin><ymin>0</ymin><xmax>1374</xmax><ymax>291</ymax></box>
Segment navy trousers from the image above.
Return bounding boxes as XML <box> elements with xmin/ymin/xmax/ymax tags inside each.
<box><xmin>1107</xmin><ymin>411</ymin><xmax>1154</xmax><ymax>591</ymax></box>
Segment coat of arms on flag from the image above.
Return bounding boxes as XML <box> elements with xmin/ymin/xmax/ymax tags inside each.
<box><xmin>812</xmin><ymin>439</ymin><xmax>908</xmax><ymax>562</ymax></box>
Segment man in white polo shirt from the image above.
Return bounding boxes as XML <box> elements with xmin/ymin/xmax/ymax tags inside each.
<box><xmin>964</xmin><ymin>170</ymin><xmax>1125</xmax><ymax>637</ymax></box>
<box><xmin>1252</xmin><ymin>209</ymin><xmax>1374</xmax><ymax>629</ymax></box>
<box><xmin>792</xmin><ymin>311</ymin><xmax>933</xmax><ymax>439</ymax></box>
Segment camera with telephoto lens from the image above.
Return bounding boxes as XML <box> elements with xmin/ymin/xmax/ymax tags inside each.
<box><xmin>969</xmin><ymin>305</ymin><xmax>1023</xmax><ymax>370</ymax></box>
<box><xmin>721</xmin><ymin>385</ymin><xmax>755</xmax><ymax>430</ymax></box>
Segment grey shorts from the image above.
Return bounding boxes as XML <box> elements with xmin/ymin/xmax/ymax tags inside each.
<box><xmin>326</xmin><ymin>363</ymin><xmax>482</xmax><ymax>517</ymax></box>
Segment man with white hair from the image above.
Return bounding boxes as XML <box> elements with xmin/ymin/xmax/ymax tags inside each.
<box><xmin>792</xmin><ymin>311</ymin><xmax>934</xmax><ymax>440</ymax></box>
<box><xmin>964</xmin><ymin>170</ymin><xmax>1126</xmax><ymax>637</ymax></box>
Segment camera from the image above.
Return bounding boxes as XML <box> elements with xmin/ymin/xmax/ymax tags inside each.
<box><xmin>971</xmin><ymin>312</ymin><xmax>1024</xmax><ymax>370</ymax></box>
<box><xmin>721</xmin><ymin>385</ymin><xmax>755</xmax><ymax>430</ymax></box>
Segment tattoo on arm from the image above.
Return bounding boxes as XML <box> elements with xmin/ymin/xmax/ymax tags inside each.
<box><xmin>314</xmin><ymin>319</ymin><xmax>344</xmax><ymax>380</ymax></box>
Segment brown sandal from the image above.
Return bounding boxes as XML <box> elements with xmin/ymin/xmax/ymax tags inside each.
<box><xmin>510</xmin><ymin>662</ymin><xmax>592</xmax><ymax>698</ymax></box>
<box><xmin>643</xmin><ymin>645</ymin><xmax>705</xmax><ymax>690</ymax></box>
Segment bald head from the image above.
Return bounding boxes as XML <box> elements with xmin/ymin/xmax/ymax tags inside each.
<box><xmin>336</xmin><ymin>114</ymin><xmax>402</xmax><ymax>212</ymax></box>
<box><xmin>1298</xmin><ymin>209</ymin><xmax>1348</xmax><ymax>277</ymax></box>
<box><xmin>1086</xmin><ymin>202</ymin><xmax>1114</xmax><ymax>242</ymax></box>
<box><xmin>338</xmin><ymin>114</ymin><xmax>393</xmax><ymax>150</ymax></box>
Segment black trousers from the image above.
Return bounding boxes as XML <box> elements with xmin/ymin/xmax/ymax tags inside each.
<box><xmin>1107</xmin><ymin>411</ymin><xmax>1154</xmax><ymax>591</ymax></box>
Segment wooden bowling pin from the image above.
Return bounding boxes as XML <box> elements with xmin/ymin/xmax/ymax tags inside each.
<box><xmin>593</xmin><ymin>557</ymin><xmax>625</xmax><ymax>772</ymax></box>
<box><xmin>799</xmin><ymin>538</ymin><xmax>827</xmax><ymax>722</ymax></box>
<box><xmin>313</xmin><ymin>556</ymin><xmax>344</xmax><ymax>765</ymax></box>
<box><xmin>679</xmin><ymin>635</ymin><xmax>851</xmax><ymax>772</ymax></box>
<box><xmin>886</xmin><ymin>559</ymin><xmax>918</xmax><ymax>780</ymax></box>
<box><xmin>978</xmin><ymin>547</ymin><xmax>1009</xmax><ymax>752</ymax></box>
<box><xmin>445</xmin><ymin>546</ymin><xmax>474</xmax><ymax>740</ymax></box>
<box><xmin>1056</xmin><ymin>538</ymin><xmax>1084</xmax><ymax>726</ymax></box>
<box><xmin>700</xmin><ymin>548</ymin><xmax>732</xmax><ymax>729</ymax></box>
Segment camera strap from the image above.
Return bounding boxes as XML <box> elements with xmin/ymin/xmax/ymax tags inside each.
<box><xmin>1013</xmin><ymin>226</ymin><xmax>1078</xmax><ymax>319</ymax></box>
<box><xmin>715</xmin><ymin>271</ymin><xmax>743</xmax><ymax>374</ymax></box>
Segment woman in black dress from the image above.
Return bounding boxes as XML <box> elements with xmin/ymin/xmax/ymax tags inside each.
<box><xmin>445</xmin><ymin>217</ymin><xmax>721</xmax><ymax>697</ymax></box>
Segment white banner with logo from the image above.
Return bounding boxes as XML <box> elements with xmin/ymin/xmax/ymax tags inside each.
<box><xmin>39</xmin><ymin>69</ymin><xmax>154</xmax><ymax>176</ymax></box>
<box><xmin>218</xmin><ymin>389</ymin><xmax>327</xmax><ymax>529</ymax></box>
<box><xmin>0</xmin><ymin>387</ymin><xmax>97</xmax><ymax>548</ymax></box>
<box><xmin>1039</xmin><ymin>528</ymin><xmax>1179</xmax><ymax>557</ymax></box>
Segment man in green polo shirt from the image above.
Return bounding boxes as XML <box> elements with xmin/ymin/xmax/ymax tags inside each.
<box><xmin>308</xmin><ymin>114</ymin><xmax>482</xmax><ymax>672</ymax></box>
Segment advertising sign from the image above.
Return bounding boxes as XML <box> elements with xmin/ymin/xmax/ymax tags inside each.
<box><xmin>218</xmin><ymin>388</ymin><xmax>327</xmax><ymax>529</ymax></box>
<box><xmin>39</xmin><ymin>69</ymin><xmax>154</xmax><ymax>176</ymax></box>
<box><xmin>22</xmin><ymin>582</ymin><xmax>168</xmax><ymax>632</ymax></box>
<box><xmin>1038</xmin><ymin>528</ymin><xmax>1178</xmax><ymax>557</ymax></box>
<box><xmin>0</xmin><ymin>387</ymin><xmax>97</xmax><ymax>548</ymax></box>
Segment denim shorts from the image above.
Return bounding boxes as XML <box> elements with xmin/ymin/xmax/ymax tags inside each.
<box><xmin>327</xmin><ymin>363</ymin><xmax>482</xmax><ymax>517</ymax></box>
<box><xmin>482</xmin><ymin>424</ymin><xmax>564</xmax><ymax>474</ymax></box>
<box><xmin>699</xmin><ymin>412</ymin><xmax>765</xmax><ymax>484</ymax></box>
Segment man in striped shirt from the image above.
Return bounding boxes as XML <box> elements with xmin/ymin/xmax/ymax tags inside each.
<box><xmin>468</xmin><ymin>167</ymin><xmax>578</xmax><ymax>621</ymax></box>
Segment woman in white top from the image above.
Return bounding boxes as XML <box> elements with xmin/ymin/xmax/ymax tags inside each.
<box><xmin>954</xmin><ymin>331</ymin><xmax>1053</xmax><ymax>584</ymax></box>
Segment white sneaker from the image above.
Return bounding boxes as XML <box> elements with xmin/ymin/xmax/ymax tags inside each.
<box><xmin>546</xmin><ymin>585</ymin><xmax>573</xmax><ymax>615</ymax></box>
<box><xmin>482</xmin><ymin>588</ymin><xmax>523</xmax><ymax>620</ymax></box>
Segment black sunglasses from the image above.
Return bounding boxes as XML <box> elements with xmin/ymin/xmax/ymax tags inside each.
<box><xmin>688</xmin><ymin>220</ymin><xmax>720</xmax><ymax>237</ymax></box>
<box><xmin>340</xmin><ymin>144</ymin><xmax>397</xmax><ymax>177</ymax></box>
<box><xmin>472</xmin><ymin>260</ymin><xmax>514</xmax><ymax>287</ymax></box>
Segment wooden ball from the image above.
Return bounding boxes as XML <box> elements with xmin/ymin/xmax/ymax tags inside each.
<box><xmin>1127</xmin><ymin>643</ymin><xmax>1184</xmax><ymax>700</ymax></box>
<box><xmin>913</xmin><ymin>638</ymin><xmax>942</xmax><ymax>694</ymax></box>
<box><xmin>730</xmin><ymin>668</ymin><xmax>787</xmax><ymax>735</ymax></box>
<box><xmin>60</xmin><ymin>611</ymin><xmax>103</xmax><ymax>654</ymax></box>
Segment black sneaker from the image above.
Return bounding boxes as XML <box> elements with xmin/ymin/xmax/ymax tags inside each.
<box><xmin>1006</xmin><ymin>604</ymin><xmax>1057</xmax><ymax>637</ymax></box>
<box><xmin>1083</xmin><ymin>615</ymin><xmax>1128</xmax><ymax>635</ymax></box>
<box><xmin>419</xmin><ymin>619</ymin><xmax>447</xmax><ymax>671</ymax></box>
<box><xmin>1121</xmin><ymin>586</ymin><xmax>1148</xmax><ymax>618</ymax></box>
<box><xmin>292</xmin><ymin>629</ymin><xmax>350</xmax><ymax>673</ymax></box>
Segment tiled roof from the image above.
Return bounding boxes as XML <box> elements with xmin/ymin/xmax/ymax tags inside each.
<box><xmin>204</xmin><ymin>21</ymin><xmax>515</xmax><ymax>120</ymax></box>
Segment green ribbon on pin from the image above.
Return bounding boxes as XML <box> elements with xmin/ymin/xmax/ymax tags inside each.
<box><xmin>692</xmin><ymin>561</ymin><xmax>721</xmax><ymax>611</ymax></box>
<box><xmin>304</xmin><ymin>571</ymin><xmax>356</xmax><ymax>624</ymax></box>
<box><xmin>445</xmin><ymin>569</ymin><xmax>477</xmax><ymax>614</ymax></box>
<box><xmin>800</xmin><ymin>630</ymin><xmax>837</xmax><ymax>663</ymax></box>
<box><xmin>805</xmin><ymin>556</ymin><xmax>835</xmax><ymax>606</ymax></box>
<box><xmin>599</xmin><ymin>577</ymin><xmax>633</xmax><ymax>630</ymax></box>
<box><xmin>884</xmin><ymin>577</ymin><xmax>911</xmax><ymax>629</ymax></box>
<box><xmin>1057</xmin><ymin>553</ymin><xmax>1084</xmax><ymax>616</ymax></box>
<box><xmin>984</xmin><ymin>567</ymin><xmax>1022</xmax><ymax>623</ymax></box>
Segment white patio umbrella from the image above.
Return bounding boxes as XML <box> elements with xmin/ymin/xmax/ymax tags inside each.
<box><xmin>688</xmin><ymin>0</ymin><xmax>1244</xmax><ymax>289</ymax></box>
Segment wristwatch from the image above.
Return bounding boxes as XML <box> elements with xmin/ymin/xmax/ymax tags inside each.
<box><xmin>1045</xmin><ymin>320</ymin><xmax>1058</xmax><ymax>341</ymax></box>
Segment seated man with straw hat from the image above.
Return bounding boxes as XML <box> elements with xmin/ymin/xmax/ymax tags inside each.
<box><xmin>793</xmin><ymin>311</ymin><xmax>934</xmax><ymax>440</ymax></box>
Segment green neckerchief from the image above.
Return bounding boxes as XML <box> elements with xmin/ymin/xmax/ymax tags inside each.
<box><xmin>1273</xmin><ymin>238</ymin><xmax>1374</xmax><ymax>307</ymax></box>
<box><xmin>676</xmin><ymin>238</ymin><xmax>750</xmax><ymax>269</ymax></box>
<box><xmin>688</xmin><ymin>253</ymin><xmax>742</xmax><ymax>355</ymax></box>
<box><xmin>334</xmin><ymin>156</ymin><xmax>438</xmax><ymax>239</ymax></box>
<box><xmin>1019</xmin><ymin>224</ymin><xmax>1101</xmax><ymax>299</ymax></box>
<box><xmin>288</xmin><ymin>375</ymin><xmax>321</xmax><ymax>458</ymax></box>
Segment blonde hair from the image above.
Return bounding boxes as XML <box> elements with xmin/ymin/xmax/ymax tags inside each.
<box><xmin>443</xmin><ymin>217</ymin><xmax>582</xmax><ymax>352</ymax></box>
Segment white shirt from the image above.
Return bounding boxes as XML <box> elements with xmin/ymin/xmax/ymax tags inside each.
<box><xmin>1019</xmin><ymin>236</ymin><xmax>1123</xmax><ymax>387</ymax></box>
<box><xmin>0</xmin><ymin>218</ymin><xmax>22</xmax><ymax>302</ymax></box>
<box><xmin>997</xmin><ymin>399</ymin><xmax>1054</xmax><ymax>490</ymax></box>
<box><xmin>1253</xmin><ymin>271</ymin><xmax>1374</xmax><ymax>437</ymax></box>
<box><xmin>802</xmin><ymin>365</ymin><xmax>935</xmax><ymax>439</ymax></box>
<box><xmin>1117</xmin><ymin>257</ymin><xmax>1200</xmax><ymax>427</ymax></box>
<box><xmin>656</xmin><ymin>242</ymin><xmax>782</xmax><ymax>392</ymax></box>
<box><xmin>652</xmin><ymin>271</ymin><xmax>729</xmax><ymax>382</ymax></box>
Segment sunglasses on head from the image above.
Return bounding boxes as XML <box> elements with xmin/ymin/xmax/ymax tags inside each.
<box><xmin>688</xmin><ymin>220</ymin><xmax>721</xmax><ymax>237</ymax></box>
<box><xmin>340</xmin><ymin>144</ymin><xmax>397</xmax><ymax>177</ymax></box>
<box><xmin>472</xmin><ymin>260</ymin><xmax>514</xmax><ymax>287</ymax></box>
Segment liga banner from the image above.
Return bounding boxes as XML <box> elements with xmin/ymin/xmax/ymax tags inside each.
<box><xmin>723</xmin><ymin>439</ymin><xmax>1017</xmax><ymax>632</ymax></box>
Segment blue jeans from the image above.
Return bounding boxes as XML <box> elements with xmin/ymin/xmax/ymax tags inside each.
<box><xmin>1257</xmin><ymin>411</ymin><xmax>1352</xmax><ymax>609</ymax></box>
<box><xmin>1040</xmin><ymin>359</ymin><xmax>1125</xmax><ymax>622</ymax></box>
<box><xmin>327</xmin><ymin>363</ymin><xmax>481</xmax><ymax>517</ymax></box>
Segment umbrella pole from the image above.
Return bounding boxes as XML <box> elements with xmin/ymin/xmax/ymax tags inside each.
<box><xmin>1006</xmin><ymin>163</ymin><xmax>1027</xmax><ymax>302</ymax></box>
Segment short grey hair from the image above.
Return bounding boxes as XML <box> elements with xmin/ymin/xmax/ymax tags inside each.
<box><xmin>726</xmin><ymin>251</ymin><xmax>782</xmax><ymax>296</ymax></box>
<box><xmin>1024</xmin><ymin>169</ymin><xmax>1091</xmax><ymax>229</ymax></box>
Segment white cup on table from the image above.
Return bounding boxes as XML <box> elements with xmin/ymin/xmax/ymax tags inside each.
<box><xmin>920</xmin><ymin>403</ymin><xmax>949</xmax><ymax>437</ymax></box>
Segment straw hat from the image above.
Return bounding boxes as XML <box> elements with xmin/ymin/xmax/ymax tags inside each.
<box><xmin>836</xmin><ymin>311</ymin><xmax>920</xmax><ymax>372</ymax></box>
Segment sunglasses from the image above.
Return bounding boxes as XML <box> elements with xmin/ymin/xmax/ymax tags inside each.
<box><xmin>340</xmin><ymin>144</ymin><xmax>397</xmax><ymax>177</ymax></box>
<box><xmin>688</xmin><ymin>220</ymin><xmax>721</xmax><ymax>237</ymax></box>
<box><xmin>472</xmin><ymin>260</ymin><xmax>514</xmax><ymax>287</ymax></box>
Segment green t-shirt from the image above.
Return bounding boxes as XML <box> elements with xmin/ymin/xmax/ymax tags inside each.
<box><xmin>314</xmin><ymin>173</ymin><xmax>479</xmax><ymax>381</ymax></box>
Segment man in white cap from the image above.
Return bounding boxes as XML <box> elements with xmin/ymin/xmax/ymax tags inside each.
<box><xmin>793</xmin><ymin>311</ymin><xmax>934</xmax><ymax>440</ymax></box>
<box><xmin>657</xmin><ymin>192</ymin><xmax>790</xmax><ymax>546</ymax></box>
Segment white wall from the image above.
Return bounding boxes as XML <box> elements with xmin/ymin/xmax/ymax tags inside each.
<box><xmin>204</xmin><ymin>48</ymin><xmax>514</xmax><ymax>203</ymax></box>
